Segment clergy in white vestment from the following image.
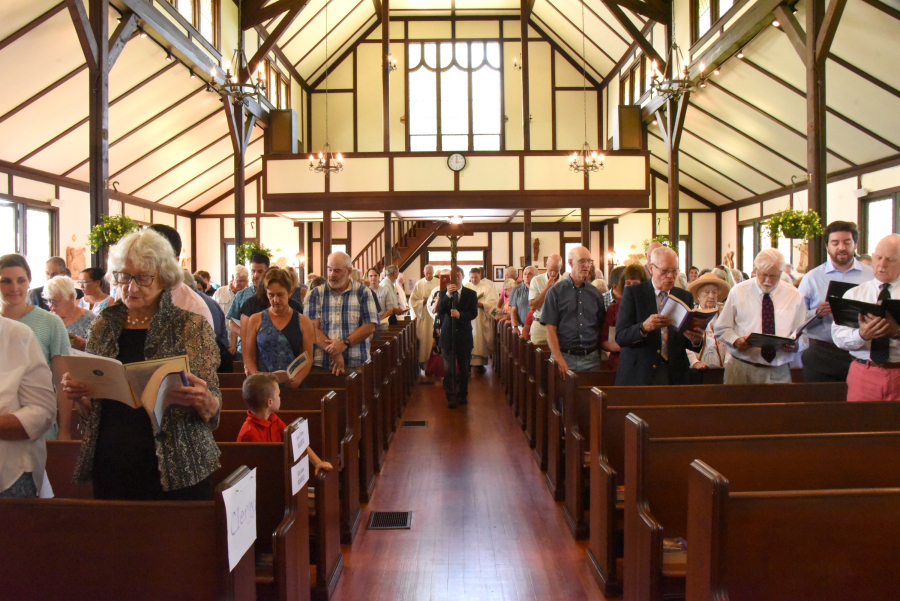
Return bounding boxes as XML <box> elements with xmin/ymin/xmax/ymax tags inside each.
<box><xmin>466</xmin><ymin>267</ymin><xmax>499</xmax><ymax>370</ymax></box>
<box><xmin>409</xmin><ymin>265</ymin><xmax>440</xmax><ymax>368</ymax></box>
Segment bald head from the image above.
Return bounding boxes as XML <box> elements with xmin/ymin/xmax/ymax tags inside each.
<box><xmin>546</xmin><ymin>254</ymin><xmax>563</xmax><ymax>279</ymax></box>
<box><xmin>567</xmin><ymin>245</ymin><xmax>592</xmax><ymax>285</ymax></box>
<box><xmin>326</xmin><ymin>252</ymin><xmax>352</xmax><ymax>291</ymax></box>
<box><xmin>646</xmin><ymin>242</ymin><xmax>662</xmax><ymax>261</ymax></box>
<box><xmin>873</xmin><ymin>235</ymin><xmax>900</xmax><ymax>284</ymax></box>
<box><xmin>649</xmin><ymin>246</ymin><xmax>678</xmax><ymax>291</ymax></box>
<box><xmin>423</xmin><ymin>264</ymin><xmax>435</xmax><ymax>280</ymax></box>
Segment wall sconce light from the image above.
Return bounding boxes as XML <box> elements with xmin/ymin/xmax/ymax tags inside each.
<box><xmin>513</xmin><ymin>54</ymin><xmax>523</xmax><ymax>71</ymax></box>
<box><xmin>296</xmin><ymin>253</ymin><xmax>306</xmax><ymax>267</ymax></box>
<box><xmin>386</xmin><ymin>53</ymin><xmax>398</xmax><ymax>72</ymax></box>
<box><xmin>606</xmin><ymin>250</ymin><xmax>618</xmax><ymax>271</ymax></box>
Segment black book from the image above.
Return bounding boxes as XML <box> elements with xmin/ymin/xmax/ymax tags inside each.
<box><xmin>829</xmin><ymin>296</ymin><xmax>900</xmax><ymax>328</ymax></box>
<box><xmin>746</xmin><ymin>308</ymin><xmax>825</xmax><ymax>348</ymax></box>
<box><xmin>826</xmin><ymin>280</ymin><xmax>858</xmax><ymax>300</ymax></box>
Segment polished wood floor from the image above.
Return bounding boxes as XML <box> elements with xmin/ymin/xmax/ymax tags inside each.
<box><xmin>331</xmin><ymin>366</ymin><xmax>609</xmax><ymax>601</ymax></box>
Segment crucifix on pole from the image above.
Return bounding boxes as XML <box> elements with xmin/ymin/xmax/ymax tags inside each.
<box><xmin>223</xmin><ymin>99</ymin><xmax>257</xmax><ymax>250</ymax></box>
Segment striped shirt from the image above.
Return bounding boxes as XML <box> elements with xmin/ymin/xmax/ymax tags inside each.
<box><xmin>17</xmin><ymin>307</ymin><xmax>70</xmax><ymax>365</ymax></box>
<box><xmin>306</xmin><ymin>280</ymin><xmax>379</xmax><ymax>369</ymax></box>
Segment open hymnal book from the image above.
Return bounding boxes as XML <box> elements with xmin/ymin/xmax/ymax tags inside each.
<box><xmin>746</xmin><ymin>308</ymin><xmax>824</xmax><ymax>348</ymax></box>
<box><xmin>659</xmin><ymin>295</ymin><xmax>718</xmax><ymax>333</ymax></box>
<box><xmin>826</xmin><ymin>280</ymin><xmax>858</xmax><ymax>300</ymax></box>
<box><xmin>828</xmin><ymin>296</ymin><xmax>900</xmax><ymax>328</ymax></box>
<box><xmin>61</xmin><ymin>350</ymin><xmax>190</xmax><ymax>433</ymax></box>
<box><xmin>273</xmin><ymin>351</ymin><xmax>310</xmax><ymax>383</ymax></box>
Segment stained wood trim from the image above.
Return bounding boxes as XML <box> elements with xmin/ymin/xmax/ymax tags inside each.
<box><xmin>773</xmin><ymin>5</ymin><xmax>806</xmax><ymax>66</ymax></box>
<box><xmin>176</xmin><ymin>154</ymin><xmax>264</xmax><ymax>209</ymax></box>
<box><xmin>151</xmin><ymin>0</ymin><xmax>221</xmax><ymax>59</ymax></box>
<box><xmin>816</xmin><ymin>0</ymin><xmax>848</xmax><ymax>62</ymax></box>
<box><xmin>254</xmin><ymin>24</ymin><xmax>311</xmax><ymax>92</ymax></box>
<box><xmin>381</xmin><ymin>0</ymin><xmax>390</xmax><ymax>152</ymax></box>
<box><xmin>602</xmin><ymin>0</ymin><xmax>665</xmax><ymax>71</ymax></box>
<box><xmin>108</xmin><ymin>12</ymin><xmax>139</xmax><ymax>69</ymax></box>
<box><xmin>828</xmin><ymin>53</ymin><xmax>900</xmax><ymax>101</ymax></box>
<box><xmin>650</xmin><ymin>169</ymin><xmax>718</xmax><ymax>210</ymax></box>
<box><xmin>580</xmin><ymin>0</ymin><xmax>633</xmax><ymax>46</ymax></box>
<box><xmin>0</xmin><ymin>3</ymin><xmax>66</xmax><ymax>54</ymax></box>
<box><xmin>689</xmin><ymin>0</ymin><xmax>750</xmax><ymax>53</ymax></box>
<box><xmin>606</xmin><ymin>0</ymin><xmax>665</xmax><ymax>24</ymax></box>
<box><xmin>529</xmin><ymin>16</ymin><xmax>603</xmax><ymax>89</ymax></box>
<box><xmin>858</xmin><ymin>0</ymin><xmax>900</xmax><ymax>20</ymax></box>
<box><xmin>542</xmin><ymin>0</ymin><xmax>618</xmax><ymax>67</ymax></box>
<box><xmin>0</xmin><ymin>65</ymin><xmax>87</xmax><ymax>127</ymax></box>
<box><xmin>245</xmin><ymin>0</ymin><xmax>310</xmax><ymax>81</ymax></box>
<box><xmin>65</xmin><ymin>0</ymin><xmax>98</xmax><ymax>71</ymax></box>
<box><xmin>521</xmin><ymin>0</ymin><xmax>532</xmax><ymax>151</ymax></box>
<box><xmin>263</xmin><ymin>149</ymin><xmax>648</xmax><ymax>159</ymax></box>
<box><xmin>296</xmin><ymin>0</ymin><xmax>367</xmax><ymax>75</ymax></box>
<box><xmin>191</xmin><ymin>171</ymin><xmax>264</xmax><ymax>215</ymax></box>
<box><xmin>308</xmin><ymin>14</ymin><xmax>380</xmax><ymax>89</ymax></box>
<box><xmin>130</xmin><ymin>132</ymin><xmax>230</xmax><ymax>196</ymax></box>
<box><xmin>648</xmin><ymin>149</ymin><xmax>737</xmax><ymax>203</ymax></box>
<box><xmin>244</xmin><ymin>0</ymin><xmax>307</xmax><ymax>30</ymax></box>
<box><xmin>280</xmin><ymin>0</ymin><xmax>334</xmax><ymax>50</ymax></box>
<box><xmin>681</xmin><ymin>127</ymin><xmax>785</xmax><ymax>188</ymax></box>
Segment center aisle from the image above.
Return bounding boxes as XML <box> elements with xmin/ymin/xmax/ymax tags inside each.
<box><xmin>330</xmin><ymin>366</ymin><xmax>608</xmax><ymax>601</ymax></box>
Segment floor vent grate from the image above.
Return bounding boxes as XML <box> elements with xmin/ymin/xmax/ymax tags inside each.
<box><xmin>402</xmin><ymin>421</ymin><xmax>428</xmax><ymax>427</ymax></box>
<box><xmin>367</xmin><ymin>511</ymin><xmax>413</xmax><ymax>530</ymax></box>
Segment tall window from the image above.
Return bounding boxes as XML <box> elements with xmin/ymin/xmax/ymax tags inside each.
<box><xmin>169</xmin><ymin>0</ymin><xmax>217</xmax><ymax>46</ymax></box>
<box><xmin>740</xmin><ymin>224</ymin><xmax>756</xmax><ymax>273</ymax></box>
<box><xmin>427</xmin><ymin>250</ymin><xmax>486</xmax><ymax>284</ymax></box>
<box><xmin>0</xmin><ymin>200</ymin><xmax>57</xmax><ymax>287</ymax></box>
<box><xmin>619</xmin><ymin>58</ymin><xmax>646</xmax><ymax>105</ymax></box>
<box><xmin>265</xmin><ymin>60</ymin><xmax>291</xmax><ymax>110</ymax></box>
<box><xmin>692</xmin><ymin>0</ymin><xmax>734</xmax><ymax>41</ymax></box>
<box><xmin>407</xmin><ymin>41</ymin><xmax>502</xmax><ymax>152</ymax></box>
<box><xmin>864</xmin><ymin>196</ymin><xmax>898</xmax><ymax>254</ymax></box>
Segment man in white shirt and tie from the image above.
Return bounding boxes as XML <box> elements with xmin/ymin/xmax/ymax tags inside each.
<box><xmin>714</xmin><ymin>248</ymin><xmax>808</xmax><ymax>384</ymax></box>
<box><xmin>833</xmin><ymin>234</ymin><xmax>900</xmax><ymax>401</ymax></box>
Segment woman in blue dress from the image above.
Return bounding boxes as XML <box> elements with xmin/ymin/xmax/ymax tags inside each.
<box><xmin>243</xmin><ymin>268</ymin><xmax>315</xmax><ymax>388</ymax></box>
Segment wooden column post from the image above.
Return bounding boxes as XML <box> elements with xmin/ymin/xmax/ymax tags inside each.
<box><xmin>322</xmin><ymin>211</ymin><xmax>332</xmax><ymax>276</ymax></box>
<box><xmin>523</xmin><ymin>209</ymin><xmax>532</xmax><ymax>266</ymax></box>
<box><xmin>297</xmin><ymin>222</ymin><xmax>306</xmax><ymax>283</ymax></box>
<box><xmin>656</xmin><ymin>93</ymin><xmax>689</xmax><ymax>249</ymax></box>
<box><xmin>382</xmin><ymin>0</ymin><xmax>390</xmax><ymax>152</ymax></box>
<box><xmin>521</xmin><ymin>0</ymin><xmax>532</xmax><ymax>151</ymax></box>
<box><xmin>224</xmin><ymin>99</ymin><xmax>256</xmax><ymax>251</ymax></box>
<box><xmin>581</xmin><ymin>209</ymin><xmax>591</xmax><ymax>248</ymax></box>
<box><xmin>88</xmin><ymin>0</ymin><xmax>110</xmax><ymax>269</ymax></box>
<box><xmin>383</xmin><ymin>211</ymin><xmax>392</xmax><ymax>270</ymax></box>
<box><xmin>806</xmin><ymin>0</ymin><xmax>828</xmax><ymax>267</ymax></box>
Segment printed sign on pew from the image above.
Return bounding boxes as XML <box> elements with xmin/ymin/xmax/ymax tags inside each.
<box><xmin>222</xmin><ymin>467</ymin><xmax>257</xmax><ymax>571</ymax></box>
<box><xmin>292</xmin><ymin>455</ymin><xmax>310</xmax><ymax>496</ymax></box>
<box><xmin>291</xmin><ymin>419</ymin><xmax>310</xmax><ymax>462</ymax></box>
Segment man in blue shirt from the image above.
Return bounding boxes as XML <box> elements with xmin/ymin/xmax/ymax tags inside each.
<box><xmin>226</xmin><ymin>253</ymin><xmax>271</xmax><ymax>357</ymax></box>
<box><xmin>798</xmin><ymin>221</ymin><xmax>873</xmax><ymax>382</ymax></box>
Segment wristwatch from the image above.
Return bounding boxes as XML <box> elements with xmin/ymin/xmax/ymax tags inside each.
<box><xmin>342</xmin><ymin>338</ymin><xmax>351</xmax><ymax>347</ymax></box>
<box><xmin>639</xmin><ymin>323</ymin><xmax>649</xmax><ymax>336</ymax></box>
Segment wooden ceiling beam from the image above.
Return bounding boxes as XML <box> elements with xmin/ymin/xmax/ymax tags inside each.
<box><xmin>648</xmin><ymin>168</ymin><xmax>719</xmax><ymax>210</ymax></box>
<box><xmin>0</xmin><ymin>3</ymin><xmax>66</xmax><ymax>53</ymax></box>
<box><xmin>773</xmin><ymin>4</ymin><xmax>806</xmax><ymax>66</ymax></box>
<box><xmin>254</xmin><ymin>24</ymin><xmax>311</xmax><ymax>92</ymax></box>
<box><xmin>243</xmin><ymin>0</ymin><xmax>306</xmax><ymax>30</ymax></box>
<box><xmin>649</xmin><ymin>129</ymin><xmax>760</xmax><ymax>196</ymax></box>
<box><xmin>543</xmin><ymin>0</ymin><xmax>618</xmax><ymax>66</ymax></box>
<box><xmin>191</xmin><ymin>171</ymin><xmax>264</xmax><ymax>216</ymax></box>
<box><xmin>606</xmin><ymin>0</ymin><xmax>668</xmax><ymax>24</ymax></box>
<box><xmin>815</xmin><ymin>0</ymin><xmax>847</xmax><ymax>62</ymax></box>
<box><xmin>65</xmin><ymin>0</ymin><xmax>98</xmax><ymax>71</ymax></box>
<box><xmin>309</xmin><ymin>15</ymin><xmax>380</xmax><ymax>88</ymax></box>
<box><xmin>176</xmin><ymin>154</ymin><xmax>263</xmax><ymax>209</ymax></box>
<box><xmin>828</xmin><ymin>53</ymin><xmax>900</xmax><ymax>101</ymax></box>
<box><xmin>108</xmin><ymin>11</ymin><xmax>139</xmax><ymax>69</ymax></box>
<box><xmin>244</xmin><ymin>0</ymin><xmax>311</xmax><ymax>81</ymax></box>
<box><xmin>129</xmin><ymin>132</ymin><xmax>230</xmax><ymax>196</ymax></box>
<box><xmin>679</xmin><ymin>126</ymin><xmax>786</xmax><ymax>187</ymax></box>
<box><xmin>602</xmin><ymin>1</ymin><xmax>666</xmax><ymax>72</ymax></box>
<box><xmin>648</xmin><ymin>149</ymin><xmax>737</xmax><ymax>203</ymax></box>
<box><xmin>0</xmin><ymin>65</ymin><xmax>86</xmax><ymax>127</ymax></box>
<box><xmin>579</xmin><ymin>0</ymin><xmax>631</xmax><ymax>46</ymax></box>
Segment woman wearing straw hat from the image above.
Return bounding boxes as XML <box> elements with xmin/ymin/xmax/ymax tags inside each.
<box><xmin>686</xmin><ymin>272</ymin><xmax>732</xmax><ymax>370</ymax></box>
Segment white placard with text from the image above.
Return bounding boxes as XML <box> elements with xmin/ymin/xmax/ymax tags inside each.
<box><xmin>291</xmin><ymin>419</ymin><xmax>310</xmax><ymax>462</ymax></box>
<box><xmin>222</xmin><ymin>468</ymin><xmax>257</xmax><ymax>571</ymax></box>
<box><xmin>291</xmin><ymin>454</ymin><xmax>310</xmax><ymax>497</ymax></box>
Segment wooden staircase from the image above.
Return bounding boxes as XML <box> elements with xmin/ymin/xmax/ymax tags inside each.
<box><xmin>353</xmin><ymin>220</ymin><xmax>443</xmax><ymax>275</ymax></box>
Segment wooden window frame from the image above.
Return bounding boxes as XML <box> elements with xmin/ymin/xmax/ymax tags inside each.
<box><xmin>405</xmin><ymin>40</ymin><xmax>505</xmax><ymax>153</ymax></box>
<box><xmin>737</xmin><ymin>221</ymin><xmax>760</xmax><ymax>274</ymax></box>
<box><xmin>860</xmin><ymin>193</ymin><xmax>900</xmax><ymax>255</ymax></box>
<box><xmin>691</xmin><ymin>0</ymin><xmax>719</xmax><ymax>44</ymax></box>
<box><xmin>166</xmin><ymin>0</ymin><xmax>219</xmax><ymax>50</ymax></box>
<box><xmin>0</xmin><ymin>197</ymin><xmax>59</xmax><ymax>260</ymax></box>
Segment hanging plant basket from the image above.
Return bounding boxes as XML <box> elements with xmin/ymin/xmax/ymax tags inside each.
<box><xmin>642</xmin><ymin>235</ymin><xmax>672</xmax><ymax>251</ymax></box>
<box><xmin>87</xmin><ymin>214</ymin><xmax>140</xmax><ymax>254</ymax></box>
<box><xmin>236</xmin><ymin>241</ymin><xmax>273</xmax><ymax>265</ymax></box>
<box><xmin>762</xmin><ymin>209</ymin><xmax>824</xmax><ymax>243</ymax></box>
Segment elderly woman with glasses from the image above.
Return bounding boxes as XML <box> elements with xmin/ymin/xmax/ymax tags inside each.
<box><xmin>76</xmin><ymin>267</ymin><xmax>111</xmax><ymax>314</ymax></box>
<box><xmin>43</xmin><ymin>276</ymin><xmax>97</xmax><ymax>352</ymax></box>
<box><xmin>60</xmin><ymin>229</ymin><xmax>222</xmax><ymax>501</ymax></box>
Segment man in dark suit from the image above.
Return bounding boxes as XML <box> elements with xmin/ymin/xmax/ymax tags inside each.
<box><xmin>615</xmin><ymin>246</ymin><xmax>703</xmax><ymax>386</ymax></box>
<box><xmin>437</xmin><ymin>266</ymin><xmax>479</xmax><ymax>408</ymax></box>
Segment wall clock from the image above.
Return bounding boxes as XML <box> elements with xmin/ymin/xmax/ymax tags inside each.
<box><xmin>447</xmin><ymin>153</ymin><xmax>466</xmax><ymax>172</ymax></box>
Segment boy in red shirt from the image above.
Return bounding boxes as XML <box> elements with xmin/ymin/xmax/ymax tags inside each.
<box><xmin>238</xmin><ymin>374</ymin><xmax>333</xmax><ymax>474</ymax></box>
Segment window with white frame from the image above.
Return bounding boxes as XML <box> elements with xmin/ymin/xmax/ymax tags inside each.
<box><xmin>407</xmin><ymin>41</ymin><xmax>502</xmax><ymax>152</ymax></box>
<box><xmin>169</xmin><ymin>0</ymin><xmax>217</xmax><ymax>47</ymax></box>
<box><xmin>0</xmin><ymin>199</ymin><xmax>57</xmax><ymax>287</ymax></box>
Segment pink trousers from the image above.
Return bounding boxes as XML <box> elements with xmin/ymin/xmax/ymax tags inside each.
<box><xmin>846</xmin><ymin>360</ymin><xmax>900</xmax><ymax>402</ymax></box>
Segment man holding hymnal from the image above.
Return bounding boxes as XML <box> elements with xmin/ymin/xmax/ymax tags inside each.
<box><xmin>832</xmin><ymin>234</ymin><xmax>900</xmax><ymax>401</ymax></box>
<box><xmin>797</xmin><ymin>221</ymin><xmax>873</xmax><ymax>382</ymax></box>
<box><xmin>714</xmin><ymin>248</ymin><xmax>809</xmax><ymax>384</ymax></box>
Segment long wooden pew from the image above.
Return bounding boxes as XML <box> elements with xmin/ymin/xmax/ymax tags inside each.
<box><xmin>585</xmin><ymin>382</ymin><xmax>849</xmax><ymax>596</ymax></box>
<box><xmin>522</xmin><ymin>339</ymin><xmax>538</xmax><ymax>447</ymax></box>
<box><xmin>686</xmin><ymin>460</ymin><xmax>900</xmax><ymax>601</ymax></box>
<box><xmin>623</xmin><ymin>415</ymin><xmax>900</xmax><ymax>601</ymax></box>
<box><xmin>532</xmin><ymin>344</ymin><xmax>552</xmax><ymax>471</ymax></box>
<box><xmin>0</xmin><ymin>467</ymin><xmax>257</xmax><ymax>601</ymax></box>
<box><xmin>216</xmin><ymin>405</ymin><xmax>343</xmax><ymax>601</ymax></box>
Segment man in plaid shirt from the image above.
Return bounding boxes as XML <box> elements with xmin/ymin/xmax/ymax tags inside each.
<box><xmin>306</xmin><ymin>252</ymin><xmax>379</xmax><ymax>375</ymax></box>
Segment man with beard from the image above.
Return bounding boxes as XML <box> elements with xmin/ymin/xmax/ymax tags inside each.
<box><xmin>798</xmin><ymin>221</ymin><xmax>873</xmax><ymax>382</ymax></box>
<box><xmin>715</xmin><ymin>249</ymin><xmax>808</xmax><ymax>384</ymax></box>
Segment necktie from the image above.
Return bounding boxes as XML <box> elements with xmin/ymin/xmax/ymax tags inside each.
<box><xmin>871</xmin><ymin>283</ymin><xmax>892</xmax><ymax>365</ymax></box>
<box><xmin>761</xmin><ymin>292</ymin><xmax>776</xmax><ymax>363</ymax></box>
<box><xmin>657</xmin><ymin>291</ymin><xmax>669</xmax><ymax>361</ymax></box>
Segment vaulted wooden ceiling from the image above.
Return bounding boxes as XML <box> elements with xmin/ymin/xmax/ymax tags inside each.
<box><xmin>2</xmin><ymin>0</ymin><xmax>898</xmax><ymax>216</ymax></box>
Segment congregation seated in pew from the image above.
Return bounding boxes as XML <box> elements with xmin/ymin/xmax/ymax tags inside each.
<box><xmin>237</xmin><ymin>373</ymin><xmax>333</xmax><ymax>476</ymax></box>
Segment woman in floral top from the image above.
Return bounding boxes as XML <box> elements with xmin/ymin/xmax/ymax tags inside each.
<box><xmin>61</xmin><ymin>229</ymin><xmax>221</xmax><ymax>500</ymax></box>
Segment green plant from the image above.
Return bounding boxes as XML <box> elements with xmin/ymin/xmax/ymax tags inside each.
<box><xmin>87</xmin><ymin>214</ymin><xmax>139</xmax><ymax>253</ymax></box>
<box><xmin>642</xmin><ymin>235</ymin><xmax>672</xmax><ymax>251</ymax></box>
<box><xmin>236</xmin><ymin>241</ymin><xmax>273</xmax><ymax>265</ymax></box>
<box><xmin>762</xmin><ymin>208</ymin><xmax>824</xmax><ymax>243</ymax></box>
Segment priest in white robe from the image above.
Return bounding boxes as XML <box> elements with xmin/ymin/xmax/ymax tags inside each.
<box><xmin>409</xmin><ymin>264</ymin><xmax>440</xmax><ymax>369</ymax></box>
<box><xmin>466</xmin><ymin>267</ymin><xmax>499</xmax><ymax>371</ymax></box>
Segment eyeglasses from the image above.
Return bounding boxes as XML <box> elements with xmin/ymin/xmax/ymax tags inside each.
<box><xmin>74</xmin><ymin>279</ymin><xmax>95</xmax><ymax>286</ymax></box>
<box><xmin>651</xmin><ymin>264</ymin><xmax>678</xmax><ymax>277</ymax></box>
<box><xmin>112</xmin><ymin>271</ymin><xmax>156</xmax><ymax>287</ymax></box>
<box><xmin>757</xmin><ymin>272</ymin><xmax>781</xmax><ymax>282</ymax></box>
<box><xmin>575</xmin><ymin>259</ymin><xmax>595</xmax><ymax>266</ymax></box>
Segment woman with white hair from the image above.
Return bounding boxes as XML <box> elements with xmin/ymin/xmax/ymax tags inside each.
<box><xmin>60</xmin><ymin>229</ymin><xmax>222</xmax><ymax>500</ymax></box>
<box><xmin>43</xmin><ymin>276</ymin><xmax>97</xmax><ymax>352</ymax></box>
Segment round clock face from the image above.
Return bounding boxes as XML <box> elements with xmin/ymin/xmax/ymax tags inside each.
<box><xmin>447</xmin><ymin>153</ymin><xmax>466</xmax><ymax>172</ymax></box>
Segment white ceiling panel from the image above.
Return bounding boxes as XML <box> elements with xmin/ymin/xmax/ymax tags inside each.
<box><xmin>131</xmin><ymin>135</ymin><xmax>234</xmax><ymax>200</ymax></box>
<box><xmin>649</xmin><ymin>136</ymin><xmax>749</xmax><ymax>201</ymax></box>
<box><xmin>825</xmin><ymin>113</ymin><xmax>896</xmax><ymax>166</ymax></box>
<box><xmin>0</xmin><ymin>0</ymin><xmax>59</xmax><ymax>42</ymax></box>
<box><xmin>650</xmin><ymin>156</ymin><xmax>733</xmax><ymax>206</ymax></box>
<box><xmin>827</xmin><ymin>60</ymin><xmax>900</xmax><ymax>149</ymax></box>
<box><xmin>20</xmin><ymin>121</ymin><xmax>89</xmax><ymax>175</ymax></box>
<box><xmin>830</xmin><ymin>0</ymin><xmax>900</xmax><ymax>93</ymax></box>
<box><xmin>673</xmin><ymin>130</ymin><xmax>780</xmax><ymax>195</ymax></box>
<box><xmin>177</xmin><ymin>155</ymin><xmax>264</xmax><ymax>211</ymax></box>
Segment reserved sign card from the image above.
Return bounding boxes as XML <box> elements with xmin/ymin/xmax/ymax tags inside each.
<box><xmin>291</xmin><ymin>454</ymin><xmax>310</xmax><ymax>496</ymax></box>
<box><xmin>222</xmin><ymin>468</ymin><xmax>257</xmax><ymax>571</ymax></box>
<box><xmin>291</xmin><ymin>419</ymin><xmax>310</xmax><ymax>462</ymax></box>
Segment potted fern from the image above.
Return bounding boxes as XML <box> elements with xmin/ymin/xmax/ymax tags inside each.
<box><xmin>236</xmin><ymin>241</ymin><xmax>273</xmax><ymax>265</ymax></box>
<box><xmin>762</xmin><ymin>208</ymin><xmax>824</xmax><ymax>244</ymax></box>
<box><xmin>87</xmin><ymin>214</ymin><xmax>139</xmax><ymax>254</ymax></box>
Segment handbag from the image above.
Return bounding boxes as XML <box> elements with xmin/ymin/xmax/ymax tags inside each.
<box><xmin>425</xmin><ymin>349</ymin><xmax>445</xmax><ymax>377</ymax></box>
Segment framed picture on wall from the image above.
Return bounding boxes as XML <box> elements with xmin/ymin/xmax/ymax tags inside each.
<box><xmin>493</xmin><ymin>265</ymin><xmax>506</xmax><ymax>281</ymax></box>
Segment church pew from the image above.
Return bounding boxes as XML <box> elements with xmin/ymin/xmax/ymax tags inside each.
<box><xmin>545</xmin><ymin>356</ymin><xmax>567</xmax><ymax>500</ymax></box>
<box><xmin>522</xmin><ymin>339</ymin><xmax>538</xmax><ymax>447</ymax></box>
<box><xmin>515</xmin><ymin>334</ymin><xmax>529</xmax><ymax>431</ymax></box>
<box><xmin>585</xmin><ymin>383</ymin><xmax>851</xmax><ymax>596</ymax></box>
<box><xmin>0</xmin><ymin>466</ymin><xmax>257</xmax><ymax>601</ymax></box>
<box><xmin>508</xmin><ymin>326</ymin><xmax>520</xmax><ymax>409</ymax></box>
<box><xmin>686</xmin><ymin>460</ymin><xmax>900</xmax><ymax>601</ymax></box>
<box><xmin>623</xmin><ymin>415</ymin><xmax>900</xmax><ymax>601</ymax></box>
<box><xmin>532</xmin><ymin>345</ymin><xmax>552</xmax><ymax>471</ymax></box>
<box><xmin>216</xmin><ymin>403</ymin><xmax>343</xmax><ymax>601</ymax></box>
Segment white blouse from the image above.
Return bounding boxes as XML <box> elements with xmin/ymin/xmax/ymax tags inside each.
<box><xmin>0</xmin><ymin>316</ymin><xmax>57</xmax><ymax>493</ymax></box>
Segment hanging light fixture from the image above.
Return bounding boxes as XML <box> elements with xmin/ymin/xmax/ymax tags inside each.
<box><xmin>649</xmin><ymin>44</ymin><xmax>707</xmax><ymax>99</ymax></box>
<box><xmin>310</xmin><ymin>1</ymin><xmax>343</xmax><ymax>174</ymax></box>
<box><xmin>570</xmin><ymin>0</ymin><xmax>603</xmax><ymax>173</ymax></box>
<box><xmin>208</xmin><ymin>0</ymin><xmax>267</xmax><ymax>105</ymax></box>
